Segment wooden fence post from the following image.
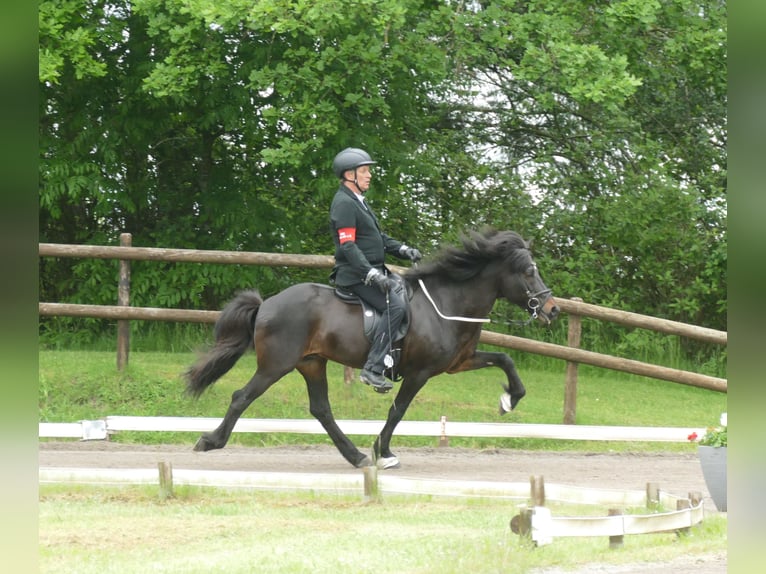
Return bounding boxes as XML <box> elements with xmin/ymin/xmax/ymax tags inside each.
<box><xmin>608</xmin><ymin>508</ymin><xmax>624</xmax><ymax>548</ymax></box>
<box><xmin>688</xmin><ymin>491</ymin><xmax>703</xmax><ymax>508</ymax></box>
<box><xmin>439</xmin><ymin>415</ymin><xmax>449</xmax><ymax>447</ymax></box>
<box><xmin>646</xmin><ymin>482</ymin><xmax>660</xmax><ymax>510</ymax></box>
<box><xmin>158</xmin><ymin>461</ymin><xmax>173</xmax><ymax>500</ymax></box>
<box><xmin>363</xmin><ymin>466</ymin><xmax>379</xmax><ymax>502</ymax></box>
<box><xmin>116</xmin><ymin>233</ymin><xmax>132</xmax><ymax>371</ymax></box>
<box><xmin>530</xmin><ymin>475</ymin><xmax>545</xmax><ymax>506</ymax></box>
<box><xmin>510</xmin><ymin>505</ymin><xmax>533</xmax><ymax>541</ymax></box>
<box><xmin>675</xmin><ymin>498</ymin><xmax>691</xmax><ymax>536</ymax></box>
<box><xmin>344</xmin><ymin>366</ymin><xmax>355</xmax><ymax>385</ymax></box>
<box><xmin>563</xmin><ymin>297</ymin><xmax>583</xmax><ymax>424</ymax></box>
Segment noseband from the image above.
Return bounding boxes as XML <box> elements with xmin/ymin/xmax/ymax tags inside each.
<box><xmin>497</xmin><ymin>263</ymin><xmax>552</xmax><ymax>327</ymax></box>
<box><xmin>521</xmin><ymin>286</ymin><xmax>552</xmax><ymax>322</ymax></box>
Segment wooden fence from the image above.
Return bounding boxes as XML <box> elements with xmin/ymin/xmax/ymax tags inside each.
<box><xmin>39</xmin><ymin>235</ymin><xmax>727</xmax><ymax>423</ymax></box>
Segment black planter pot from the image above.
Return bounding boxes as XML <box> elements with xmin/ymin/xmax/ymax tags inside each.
<box><xmin>698</xmin><ymin>445</ymin><xmax>727</xmax><ymax>512</ymax></box>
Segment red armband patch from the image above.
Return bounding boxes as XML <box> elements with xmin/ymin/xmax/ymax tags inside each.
<box><xmin>338</xmin><ymin>227</ymin><xmax>356</xmax><ymax>244</ymax></box>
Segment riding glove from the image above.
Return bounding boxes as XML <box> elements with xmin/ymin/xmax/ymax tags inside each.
<box><xmin>399</xmin><ymin>245</ymin><xmax>422</xmax><ymax>262</ymax></box>
<box><xmin>365</xmin><ymin>268</ymin><xmax>395</xmax><ymax>294</ymax></box>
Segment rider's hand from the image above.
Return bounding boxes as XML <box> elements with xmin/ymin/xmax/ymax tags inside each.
<box><xmin>365</xmin><ymin>268</ymin><xmax>395</xmax><ymax>294</ymax></box>
<box><xmin>399</xmin><ymin>245</ymin><xmax>422</xmax><ymax>262</ymax></box>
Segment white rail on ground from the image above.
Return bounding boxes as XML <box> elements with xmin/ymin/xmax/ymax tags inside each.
<box><xmin>39</xmin><ymin>415</ymin><xmax>706</xmax><ymax>443</ymax></box>
<box><xmin>37</xmin><ymin>467</ymin><xmax>676</xmax><ymax>505</ymax></box>
<box><xmin>38</xmin><ymin>466</ymin><xmax>704</xmax><ymax>545</ymax></box>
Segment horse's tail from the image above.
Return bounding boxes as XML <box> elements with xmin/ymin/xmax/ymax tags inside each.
<box><xmin>184</xmin><ymin>289</ymin><xmax>263</xmax><ymax>398</ymax></box>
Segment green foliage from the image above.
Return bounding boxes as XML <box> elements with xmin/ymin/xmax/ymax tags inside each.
<box><xmin>39</xmin><ymin>0</ymin><xmax>727</xmax><ymax>361</ymax></box>
<box><xmin>699</xmin><ymin>425</ymin><xmax>727</xmax><ymax>447</ymax></box>
<box><xmin>696</xmin><ymin>412</ymin><xmax>727</xmax><ymax>447</ymax></box>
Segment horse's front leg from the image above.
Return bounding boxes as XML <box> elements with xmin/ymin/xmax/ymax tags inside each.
<box><xmin>373</xmin><ymin>375</ymin><xmax>429</xmax><ymax>469</ymax></box>
<box><xmin>448</xmin><ymin>350</ymin><xmax>526</xmax><ymax>413</ymax></box>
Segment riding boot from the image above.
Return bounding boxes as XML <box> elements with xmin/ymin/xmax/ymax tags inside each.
<box><xmin>360</xmin><ymin>322</ymin><xmax>394</xmax><ymax>392</ymax></box>
<box><xmin>362</xmin><ymin>299</ymin><xmax>408</xmax><ymax>393</ymax></box>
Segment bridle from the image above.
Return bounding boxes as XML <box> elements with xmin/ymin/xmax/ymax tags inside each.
<box><xmin>495</xmin><ymin>263</ymin><xmax>552</xmax><ymax>327</ymax></box>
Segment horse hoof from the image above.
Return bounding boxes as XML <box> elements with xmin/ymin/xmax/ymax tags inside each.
<box><xmin>377</xmin><ymin>456</ymin><xmax>400</xmax><ymax>470</ymax></box>
<box><xmin>355</xmin><ymin>455</ymin><xmax>374</xmax><ymax>468</ymax></box>
<box><xmin>498</xmin><ymin>392</ymin><xmax>512</xmax><ymax>414</ymax></box>
<box><xmin>498</xmin><ymin>391</ymin><xmax>525</xmax><ymax>414</ymax></box>
<box><xmin>193</xmin><ymin>436</ymin><xmax>216</xmax><ymax>452</ymax></box>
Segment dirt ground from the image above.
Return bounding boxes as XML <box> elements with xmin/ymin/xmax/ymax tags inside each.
<box><xmin>39</xmin><ymin>441</ymin><xmax>727</xmax><ymax>573</ymax></box>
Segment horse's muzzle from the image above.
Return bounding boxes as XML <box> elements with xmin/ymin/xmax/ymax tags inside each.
<box><xmin>538</xmin><ymin>297</ymin><xmax>560</xmax><ymax>325</ymax></box>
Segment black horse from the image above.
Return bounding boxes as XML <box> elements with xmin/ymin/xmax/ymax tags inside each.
<box><xmin>185</xmin><ymin>229</ymin><xmax>559</xmax><ymax>468</ymax></box>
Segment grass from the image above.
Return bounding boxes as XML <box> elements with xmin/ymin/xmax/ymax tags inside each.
<box><xmin>38</xmin><ymin>349</ymin><xmax>727</xmax><ymax>453</ymax></box>
<box><xmin>38</xmin><ymin>484</ymin><xmax>726</xmax><ymax>574</ymax></box>
<box><xmin>38</xmin><ymin>349</ymin><xmax>727</xmax><ymax>571</ymax></box>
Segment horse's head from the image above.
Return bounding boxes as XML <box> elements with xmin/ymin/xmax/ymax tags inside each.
<box><xmin>497</xmin><ymin>240</ymin><xmax>559</xmax><ymax>326</ymax></box>
<box><xmin>505</xmin><ymin>261</ymin><xmax>559</xmax><ymax>325</ymax></box>
<box><xmin>409</xmin><ymin>228</ymin><xmax>559</xmax><ymax>325</ymax></box>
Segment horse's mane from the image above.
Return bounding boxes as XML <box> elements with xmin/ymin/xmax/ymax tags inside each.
<box><xmin>406</xmin><ymin>228</ymin><xmax>532</xmax><ymax>283</ymax></box>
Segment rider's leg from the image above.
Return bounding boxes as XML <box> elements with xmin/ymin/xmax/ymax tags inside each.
<box><xmin>363</xmin><ymin>289</ymin><xmax>405</xmax><ymax>372</ymax></box>
<box><xmin>349</xmin><ymin>282</ymin><xmax>406</xmax><ymax>392</ymax></box>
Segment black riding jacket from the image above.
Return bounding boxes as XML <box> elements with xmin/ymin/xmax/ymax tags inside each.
<box><xmin>329</xmin><ymin>184</ymin><xmax>405</xmax><ymax>287</ymax></box>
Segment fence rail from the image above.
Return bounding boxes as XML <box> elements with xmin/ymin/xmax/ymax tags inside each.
<box><xmin>38</xmin><ymin>242</ymin><xmax>726</xmax><ymax>344</ymax></box>
<box><xmin>39</xmin><ymin>239</ymin><xmax>727</xmax><ymax>406</ymax></box>
<box><xmin>39</xmin><ymin>415</ymin><xmax>706</xmax><ymax>443</ymax></box>
<box><xmin>38</xmin><ymin>300</ymin><xmax>726</xmax><ymax>392</ymax></box>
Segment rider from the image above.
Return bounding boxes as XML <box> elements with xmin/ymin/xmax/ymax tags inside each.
<box><xmin>329</xmin><ymin>147</ymin><xmax>422</xmax><ymax>393</ymax></box>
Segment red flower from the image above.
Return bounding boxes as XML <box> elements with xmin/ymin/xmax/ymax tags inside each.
<box><xmin>687</xmin><ymin>432</ymin><xmax>698</xmax><ymax>442</ymax></box>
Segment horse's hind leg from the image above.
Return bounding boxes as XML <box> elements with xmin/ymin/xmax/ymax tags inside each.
<box><xmin>298</xmin><ymin>358</ymin><xmax>372</xmax><ymax>468</ymax></box>
<box><xmin>194</xmin><ymin>366</ymin><xmax>289</xmax><ymax>452</ymax></box>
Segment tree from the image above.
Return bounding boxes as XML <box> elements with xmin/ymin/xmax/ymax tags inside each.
<box><xmin>440</xmin><ymin>0</ymin><xmax>726</xmax><ymax>331</ymax></box>
<box><xmin>39</xmin><ymin>0</ymin><xmax>455</xmax><ymax>315</ymax></box>
<box><xmin>39</xmin><ymin>0</ymin><xmax>726</xmax><ymax>354</ymax></box>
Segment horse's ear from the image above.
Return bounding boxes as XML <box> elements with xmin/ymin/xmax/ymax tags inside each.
<box><xmin>527</xmin><ymin>238</ymin><xmax>534</xmax><ymax>250</ymax></box>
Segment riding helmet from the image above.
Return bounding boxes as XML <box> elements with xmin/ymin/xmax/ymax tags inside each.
<box><xmin>332</xmin><ymin>148</ymin><xmax>377</xmax><ymax>178</ymax></box>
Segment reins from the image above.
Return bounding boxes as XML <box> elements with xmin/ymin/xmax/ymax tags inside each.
<box><xmin>417</xmin><ymin>278</ymin><xmax>491</xmax><ymax>323</ymax></box>
<box><xmin>417</xmin><ymin>277</ymin><xmax>551</xmax><ymax>327</ymax></box>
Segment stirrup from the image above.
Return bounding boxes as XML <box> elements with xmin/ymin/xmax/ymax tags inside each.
<box><xmin>360</xmin><ymin>370</ymin><xmax>393</xmax><ymax>393</ymax></box>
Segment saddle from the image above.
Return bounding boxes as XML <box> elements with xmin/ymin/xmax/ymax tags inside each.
<box><xmin>332</xmin><ymin>273</ymin><xmax>412</xmax><ymax>343</ymax></box>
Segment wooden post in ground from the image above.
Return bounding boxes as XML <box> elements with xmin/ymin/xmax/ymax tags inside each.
<box><xmin>688</xmin><ymin>491</ymin><xmax>703</xmax><ymax>509</ymax></box>
<box><xmin>438</xmin><ymin>415</ymin><xmax>449</xmax><ymax>447</ymax></box>
<box><xmin>158</xmin><ymin>461</ymin><xmax>173</xmax><ymax>500</ymax></box>
<box><xmin>563</xmin><ymin>297</ymin><xmax>583</xmax><ymax>424</ymax></box>
<box><xmin>363</xmin><ymin>466</ymin><xmax>379</xmax><ymax>502</ymax></box>
<box><xmin>676</xmin><ymin>498</ymin><xmax>692</xmax><ymax>536</ymax></box>
<box><xmin>530</xmin><ymin>475</ymin><xmax>545</xmax><ymax>506</ymax></box>
<box><xmin>646</xmin><ymin>482</ymin><xmax>660</xmax><ymax>510</ymax></box>
<box><xmin>511</xmin><ymin>505</ymin><xmax>533</xmax><ymax>541</ymax></box>
<box><xmin>677</xmin><ymin>491</ymin><xmax>703</xmax><ymax>537</ymax></box>
<box><xmin>608</xmin><ymin>508</ymin><xmax>624</xmax><ymax>548</ymax></box>
<box><xmin>344</xmin><ymin>366</ymin><xmax>355</xmax><ymax>385</ymax></box>
<box><xmin>117</xmin><ymin>233</ymin><xmax>132</xmax><ymax>371</ymax></box>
